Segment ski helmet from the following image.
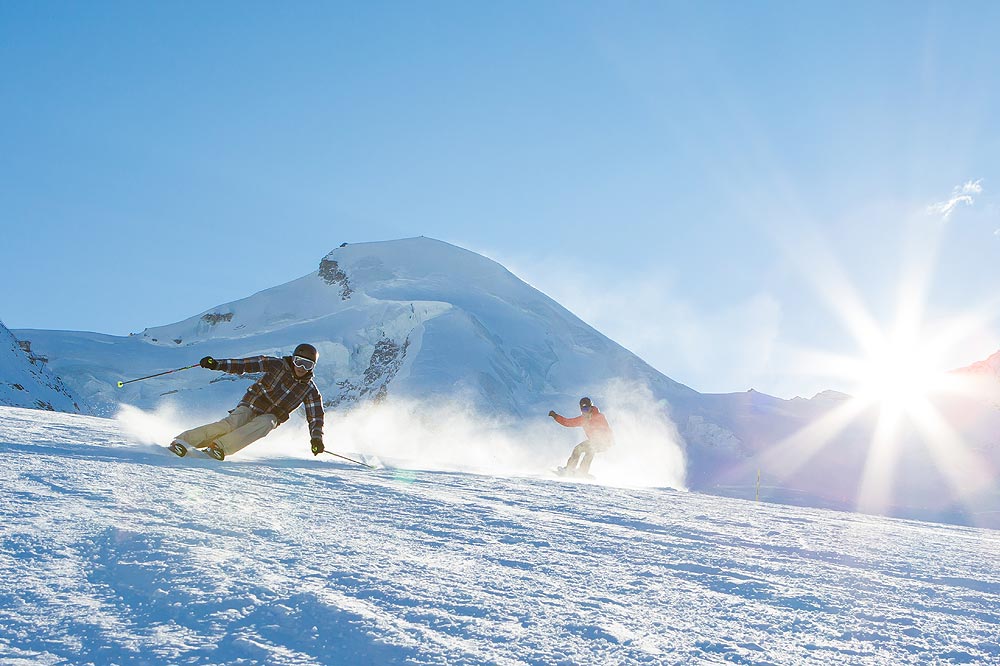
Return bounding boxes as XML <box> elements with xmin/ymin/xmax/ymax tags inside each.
<box><xmin>293</xmin><ymin>343</ymin><xmax>319</xmax><ymax>363</ymax></box>
<box><xmin>579</xmin><ymin>396</ymin><xmax>592</xmax><ymax>409</ymax></box>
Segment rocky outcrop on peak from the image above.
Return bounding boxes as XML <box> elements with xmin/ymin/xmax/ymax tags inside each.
<box><xmin>318</xmin><ymin>258</ymin><xmax>353</xmax><ymax>300</ymax></box>
<box><xmin>330</xmin><ymin>336</ymin><xmax>409</xmax><ymax>407</ymax></box>
<box><xmin>202</xmin><ymin>313</ymin><xmax>234</xmax><ymax>326</ymax></box>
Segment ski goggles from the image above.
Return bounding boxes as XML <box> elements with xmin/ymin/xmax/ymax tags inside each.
<box><xmin>580</xmin><ymin>405</ymin><xmax>591</xmax><ymax>412</ymax></box>
<box><xmin>292</xmin><ymin>356</ymin><xmax>316</xmax><ymax>371</ymax></box>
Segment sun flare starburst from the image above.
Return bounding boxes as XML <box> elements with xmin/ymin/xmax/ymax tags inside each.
<box><xmin>760</xmin><ymin>213</ymin><xmax>997</xmax><ymax>522</ymax></box>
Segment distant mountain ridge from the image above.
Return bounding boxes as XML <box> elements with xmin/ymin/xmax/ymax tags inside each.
<box><xmin>0</xmin><ymin>321</ymin><xmax>85</xmax><ymax>413</ymax></box>
<box><xmin>954</xmin><ymin>349</ymin><xmax>1000</xmax><ymax>378</ymax></box>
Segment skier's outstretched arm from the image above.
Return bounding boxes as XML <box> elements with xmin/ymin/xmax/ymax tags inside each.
<box><xmin>200</xmin><ymin>355</ymin><xmax>280</xmax><ymax>375</ymax></box>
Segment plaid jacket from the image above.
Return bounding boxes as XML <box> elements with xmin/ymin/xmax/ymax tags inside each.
<box><xmin>216</xmin><ymin>356</ymin><xmax>324</xmax><ymax>440</ymax></box>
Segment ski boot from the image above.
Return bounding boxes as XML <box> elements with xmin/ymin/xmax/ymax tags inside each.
<box><xmin>168</xmin><ymin>440</ymin><xmax>188</xmax><ymax>457</ymax></box>
<box><xmin>205</xmin><ymin>442</ymin><xmax>225</xmax><ymax>461</ymax></box>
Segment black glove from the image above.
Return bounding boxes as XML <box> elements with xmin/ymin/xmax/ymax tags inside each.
<box><xmin>548</xmin><ymin>410</ymin><xmax>557</xmax><ymax>418</ymax></box>
<box><xmin>200</xmin><ymin>356</ymin><xmax>218</xmax><ymax>370</ymax></box>
<box><xmin>311</xmin><ymin>437</ymin><xmax>324</xmax><ymax>456</ymax></box>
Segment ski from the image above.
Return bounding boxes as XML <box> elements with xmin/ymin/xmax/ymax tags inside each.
<box><xmin>166</xmin><ymin>441</ymin><xmax>222</xmax><ymax>460</ymax></box>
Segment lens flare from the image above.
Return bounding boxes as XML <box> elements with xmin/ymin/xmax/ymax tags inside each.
<box><xmin>759</xmin><ymin>207</ymin><xmax>998</xmax><ymax>522</ymax></box>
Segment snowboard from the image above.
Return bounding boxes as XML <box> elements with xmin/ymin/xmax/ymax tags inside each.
<box><xmin>553</xmin><ymin>466</ymin><xmax>595</xmax><ymax>480</ymax></box>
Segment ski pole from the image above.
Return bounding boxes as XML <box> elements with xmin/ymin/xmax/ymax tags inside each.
<box><xmin>116</xmin><ymin>363</ymin><xmax>201</xmax><ymax>388</ymax></box>
<box><xmin>323</xmin><ymin>450</ymin><xmax>376</xmax><ymax>469</ymax></box>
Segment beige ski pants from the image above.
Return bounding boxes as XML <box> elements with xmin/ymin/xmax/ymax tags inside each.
<box><xmin>174</xmin><ymin>405</ymin><xmax>278</xmax><ymax>457</ymax></box>
<box><xmin>566</xmin><ymin>438</ymin><xmax>613</xmax><ymax>474</ymax></box>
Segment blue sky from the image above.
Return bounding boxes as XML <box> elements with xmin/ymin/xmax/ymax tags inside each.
<box><xmin>2</xmin><ymin>2</ymin><xmax>999</xmax><ymax>398</ymax></box>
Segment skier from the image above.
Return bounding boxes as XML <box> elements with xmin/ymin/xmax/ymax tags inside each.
<box><xmin>168</xmin><ymin>343</ymin><xmax>325</xmax><ymax>461</ymax></box>
<box><xmin>548</xmin><ymin>396</ymin><xmax>614</xmax><ymax>476</ymax></box>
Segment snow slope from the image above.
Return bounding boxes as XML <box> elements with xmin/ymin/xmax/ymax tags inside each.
<box><xmin>2</xmin><ymin>406</ymin><xmax>999</xmax><ymax>665</ymax></box>
<box><xmin>0</xmin><ymin>321</ymin><xmax>85</xmax><ymax>413</ymax></box>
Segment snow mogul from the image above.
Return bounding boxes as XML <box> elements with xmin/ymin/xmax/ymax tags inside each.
<box><xmin>548</xmin><ymin>396</ymin><xmax>614</xmax><ymax>476</ymax></box>
<box><xmin>168</xmin><ymin>343</ymin><xmax>324</xmax><ymax>461</ymax></box>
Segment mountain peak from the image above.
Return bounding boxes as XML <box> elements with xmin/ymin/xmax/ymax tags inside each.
<box><xmin>317</xmin><ymin>237</ymin><xmax>515</xmax><ymax>294</ymax></box>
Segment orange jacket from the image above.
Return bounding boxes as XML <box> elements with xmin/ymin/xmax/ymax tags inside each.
<box><xmin>553</xmin><ymin>405</ymin><xmax>614</xmax><ymax>443</ymax></box>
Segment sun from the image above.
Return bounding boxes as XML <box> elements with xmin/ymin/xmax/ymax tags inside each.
<box><xmin>852</xmin><ymin>332</ymin><xmax>948</xmax><ymax>414</ymax></box>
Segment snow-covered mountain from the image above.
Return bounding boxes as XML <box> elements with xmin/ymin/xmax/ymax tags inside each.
<box><xmin>10</xmin><ymin>237</ymin><xmax>1000</xmax><ymax>527</ymax></box>
<box><xmin>2</xmin><ymin>405</ymin><xmax>998</xmax><ymax>665</ymax></box>
<box><xmin>17</xmin><ymin>237</ymin><xmax>696</xmax><ymax>418</ymax></box>
<box><xmin>0</xmin><ymin>320</ymin><xmax>86</xmax><ymax>413</ymax></box>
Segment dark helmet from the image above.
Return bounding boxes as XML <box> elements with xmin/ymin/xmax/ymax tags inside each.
<box><xmin>579</xmin><ymin>396</ymin><xmax>592</xmax><ymax>409</ymax></box>
<box><xmin>293</xmin><ymin>343</ymin><xmax>319</xmax><ymax>363</ymax></box>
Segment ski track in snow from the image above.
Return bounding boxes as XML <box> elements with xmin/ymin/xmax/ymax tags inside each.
<box><xmin>1</xmin><ymin>407</ymin><xmax>998</xmax><ymax>665</ymax></box>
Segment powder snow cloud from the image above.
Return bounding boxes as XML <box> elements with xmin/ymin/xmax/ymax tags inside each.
<box><xmin>491</xmin><ymin>253</ymin><xmax>783</xmax><ymax>395</ymax></box>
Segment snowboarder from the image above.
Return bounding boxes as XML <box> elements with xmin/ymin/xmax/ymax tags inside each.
<box><xmin>548</xmin><ymin>396</ymin><xmax>614</xmax><ymax>476</ymax></box>
<box><xmin>168</xmin><ymin>343</ymin><xmax>325</xmax><ymax>461</ymax></box>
